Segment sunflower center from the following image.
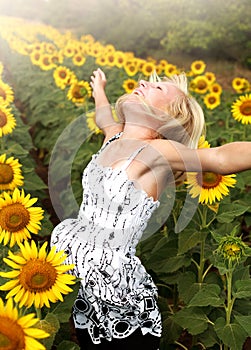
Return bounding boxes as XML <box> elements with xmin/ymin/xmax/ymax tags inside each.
<box><xmin>0</xmin><ymin>164</ymin><xmax>14</xmax><ymax>184</ymax></box>
<box><xmin>128</xmin><ymin>83</ymin><xmax>134</xmax><ymax>89</ymax></box>
<box><xmin>223</xmin><ymin>243</ymin><xmax>241</xmax><ymax>256</ymax></box>
<box><xmin>43</xmin><ymin>57</ymin><xmax>50</xmax><ymax>66</ymax></box>
<box><xmin>197</xmin><ymin>80</ymin><xmax>207</xmax><ymax>90</ymax></box>
<box><xmin>0</xmin><ymin>87</ymin><xmax>7</xmax><ymax>100</ymax></box>
<box><xmin>0</xmin><ymin>316</ymin><xmax>25</xmax><ymax>349</ymax></box>
<box><xmin>208</xmin><ymin>96</ymin><xmax>216</xmax><ymax>104</ymax></box>
<box><xmin>0</xmin><ymin>203</ymin><xmax>30</xmax><ymax>232</ymax></box>
<box><xmin>72</xmin><ymin>86</ymin><xmax>83</xmax><ymax>99</ymax></box>
<box><xmin>195</xmin><ymin>63</ymin><xmax>202</xmax><ymax>70</ymax></box>
<box><xmin>199</xmin><ymin>172</ymin><xmax>222</xmax><ymax>188</ymax></box>
<box><xmin>19</xmin><ymin>259</ymin><xmax>57</xmax><ymax>292</ymax></box>
<box><xmin>0</xmin><ymin>110</ymin><xmax>7</xmax><ymax>127</ymax></box>
<box><xmin>240</xmin><ymin>101</ymin><xmax>251</xmax><ymax>116</ymax></box>
<box><xmin>59</xmin><ymin>71</ymin><xmax>67</xmax><ymax>79</ymax></box>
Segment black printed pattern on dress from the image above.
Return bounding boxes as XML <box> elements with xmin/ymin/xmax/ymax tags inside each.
<box><xmin>51</xmin><ymin>132</ymin><xmax>162</xmax><ymax>344</ymax></box>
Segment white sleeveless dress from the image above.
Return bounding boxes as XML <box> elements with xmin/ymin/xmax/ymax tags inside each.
<box><xmin>50</xmin><ymin>132</ymin><xmax>162</xmax><ymax>344</ymax></box>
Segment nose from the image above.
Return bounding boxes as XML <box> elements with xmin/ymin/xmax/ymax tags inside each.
<box><xmin>139</xmin><ymin>80</ymin><xmax>148</xmax><ymax>88</ymax></box>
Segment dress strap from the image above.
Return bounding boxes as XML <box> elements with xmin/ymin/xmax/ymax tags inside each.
<box><xmin>120</xmin><ymin>144</ymin><xmax>148</xmax><ymax>171</ymax></box>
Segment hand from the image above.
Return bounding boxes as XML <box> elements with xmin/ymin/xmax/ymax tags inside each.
<box><xmin>90</xmin><ymin>68</ymin><xmax>107</xmax><ymax>99</ymax></box>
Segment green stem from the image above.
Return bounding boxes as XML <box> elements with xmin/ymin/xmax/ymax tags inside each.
<box><xmin>35</xmin><ymin>307</ymin><xmax>42</xmax><ymax>319</ymax></box>
<box><xmin>197</xmin><ymin>205</ymin><xmax>208</xmax><ymax>284</ymax></box>
<box><xmin>198</xmin><ymin>238</ymin><xmax>206</xmax><ymax>284</ymax></box>
<box><xmin>226</xmin><ymin>267</ymin><xmax>234</xmax><ymax>326</ymax></box>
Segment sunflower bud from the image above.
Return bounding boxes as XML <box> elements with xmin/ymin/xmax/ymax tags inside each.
<box><xmin>216</xmin><ymin>236</ymin><xmax>247</xmax><ymax>263</ymax></box>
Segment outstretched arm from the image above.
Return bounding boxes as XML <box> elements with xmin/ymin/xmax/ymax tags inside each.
<box><xmin>154</xmin><ymin>139</ymin><xmax>251</xmax><ymax>175</ymax></box>
<box><xmin>90</xmin><ymin>68</ymin><xmax>123</xmax><ymax>140</ymax></box>
<box><xmin>202</xmin><ymin>141</ymin><xmax>251</xmax><ymax>174</ymax></box>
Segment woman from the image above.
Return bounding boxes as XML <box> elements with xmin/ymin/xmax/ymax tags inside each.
<box><xmin>51</xmin><ymin>68</ymin><xmax>251</xmax><ymax>350</ymax></box>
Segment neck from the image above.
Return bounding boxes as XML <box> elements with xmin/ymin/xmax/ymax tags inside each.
<box><xmin>121</xmin><ymin>122</ymin><xmax>159</xmax><ymax>140</ymax></box>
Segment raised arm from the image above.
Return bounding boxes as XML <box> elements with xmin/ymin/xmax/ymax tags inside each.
<box><xmin>90</xmin><ymin>68</ymin><xmax>123</xmax><ymax>140</ymax></box>
<box><xmin>153</xmin><ymin>139</ymin><xmax>251</xmax><ymax>175</ymax></box>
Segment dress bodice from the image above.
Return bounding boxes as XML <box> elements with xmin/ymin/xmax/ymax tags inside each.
<box><xmin>77</xmin><ymin>132</ymin><xmax>160</xmax><ymax>254</ymax></box>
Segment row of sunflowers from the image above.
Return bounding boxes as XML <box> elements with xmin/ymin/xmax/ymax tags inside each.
<box><xmin>0</xmin><ymin>14</ymin><xmax>251</xmax><ymax>350</ymax></box>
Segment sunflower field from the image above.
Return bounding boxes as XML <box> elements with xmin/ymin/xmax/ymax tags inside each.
<box><xmin>0</xmin><ymin>14</ymin><xmax>251</xmax><ymax>350</ymax></box>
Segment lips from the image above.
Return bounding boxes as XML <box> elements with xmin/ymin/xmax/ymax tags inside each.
<box><xmin>133</xmin><ymin>88</ymin><xmax>144</xmax><ymax>97</ymax></box>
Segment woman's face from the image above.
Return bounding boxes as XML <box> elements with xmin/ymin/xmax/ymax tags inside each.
<box><xmin>132</xmin><ymin>80</ymin><xmax>182</xmax><ymax>111</ymax></box>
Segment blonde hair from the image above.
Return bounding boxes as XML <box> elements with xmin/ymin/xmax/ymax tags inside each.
<box><xmin>160</xmin><ymin>73</ymin><xmax>205</xmax><ymax>149</ymax></box>
<box><xmin>115</xmin><ymin>72</ymin><xmax>205</xmax><ymax>150</ymax></box>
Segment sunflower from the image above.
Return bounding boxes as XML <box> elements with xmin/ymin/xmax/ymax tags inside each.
<box><xmin>0</xmin><ymin>240</ymin><xmax>76</xmax><ymax>309</ymax></box>
<box><xmin>72</xmin><ymin>53</ymin><xmax>86</xmax><ymax>66</ymax></box>
<box><xmin>141</xmin><ymin>61</ymin><xmax>156</xmax><ymax>77</ymax></box>
<box><xmin>164</xmin><ymin>63</ymin><xmax>178</xmax><ymax>77</ymax></box>
<box><xmin>186</xmin><ymin>137</ymin><xmax>236</xmax><ymax>204</ymax></box>
<box><xmin>30</xmin><ymin>51</ymin><xmax>42</xmax><ymax>66</ymax></box>
<box><xmin>114</xmin><ymin>51</ymin><xmax>126</xmax><ymax>68</ymax></box>
<box><xmin>232</xmin><ymin>77</ymin><xmax>250</xmax><ymax>93</ymax></box>
<box><xmin>87</xmin><ymin>42</ymin><xmax>104</xmax><ymax>58</ymax></box>
<box><xmin>44</xmin><ymin>42</ymin><xmax>56</xmax><ymax>54</ymax></box>
<box><xmin>209</xmin><ymin>82</ymin><xmax>222</xmax><ymax>95</ymax></box>
<box><xmin>204</xmin><ymin>92</ymin><xmax>221</xmax><ymax>110</ymax></box>
<box><xmin>53</xmin><ymin>66</ymin><xmax>75</xmax><ymax>90</ymax></box>
<box><xmin>0</xmin><ymin>80</ymin><xmax>14</xmax><ymax>106</ymax></box>
<box><xmin>86</xmin><ymin>111</ymin><xmax>102</xmax><ymax>134</ymax></box>
<box><xmin>190</xmin><ymin>60</ymin><xmax>206</xmax><ymax>75</ymax></box>
<box><xmin>51</xmin><ymin>52</ymin><xmax>64</xmax><ymax>65</ymax></box>
<box><xmin>122</xmin><ymin>79</ymin><xmax>138</xmax><ymax>93</ymax></box>
<box><xmin>198</xmin><ymin>135</ymin><xmax>210</xmax><ymax>149</ymax></box>
<box><xmin>189</xmin><ymin>75</ymin><xmax>210</xmax><ymax>94</ymax></box>
<box><xmin>80</xmin><ymin>34</ymin><xmax>95</xmax><ymax>44</ymax></box>
<box><xmin>205</xmin><ymin>72</ymin><xmax>216</xmax><ymax>84</ymax></box>
<box><xmin>159</xmin><ymin>59</ymin><xmax>168</xmax><ymax>69</ymax></box>
<box><xmin>0</xmin><ymin>188</ymin><xmax>44</xmax><ymax>247</ymax></box>
<box><xmin>0</xmin><ymin>154</ymin><xmax>24</xmax><ymax>191</ymax></box>
<box><xmin>63</xmin><ymin>44</ymin><xmax>75</xmax><ymax>58</ymax></box>
<box><xmin>186</xmin><ymin>171</ymin><xmax>237</xmax><ymax>205</ymax></box>
<box><xmin>38</xmin><ymin>54</ymin><xmax>56</xmax><ymax>71</ymax></box>
<box><xmin>124</xmin><ymin>62</ymin><xmax>138</xmax><ymax>77</ymax></box>
<box><xmin>0</xmin><ymin>105</ymin><xmax>16</xmax><ymax>137</ymax></box>
<box><xmin>105</xmin><ymin>53</ymin><xmax>116</xmax><ymax>67</ymax></box>
<box><xmin>67</xmin><ymin>80</ymin><xmax>92</xmax><ymax>104</ymax></box>
<box><xmin>231</xmin><ymin>93</ymin><xmax>251</xmax><ymax>124</ymax></box>
<box><xmin>0</xmin><ymin>297</ymin><xmax>49</xmax><ymax>350</ymax></box>
<box><xmin>95</xmin><ymin>55</ymin><xmax>108</xmax><ymax>67</ymax></box>
<box><xmin>215</xmin><ymin>235</ymin><xmax>250</xmax><ymax>264</ymax></box>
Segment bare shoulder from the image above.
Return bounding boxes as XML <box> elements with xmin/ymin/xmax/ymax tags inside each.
<box><xmin>149</xmin><ymin>139</ymin><xmax>188</xmax><ymax>156</ymax></box>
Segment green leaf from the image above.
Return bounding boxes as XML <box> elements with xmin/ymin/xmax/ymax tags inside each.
<box><xmin>178</xmin><ymin>228</ymin><xmax>204</xmax><ymax>254</ymax></box>
<box><xmin>177</xmin><ymin>271</ymin><xmax>200</xmax><ymax>304</ymax></box>
<box><xmin>233</xmin><ymin>280</ymin><xmax>251</xmax><ymax>299</ymax></box>
<box><xmin>173</xmin><ymin>307</ymin><xmax>209</xmax><ymax>335</ymax></box>
<box><xmin>157</xmin><ymin>255</ymin><xmax>191</xmax><ymax>273</ymax></box>
<box><xmin>37</xmin><ymin>313</ymin><xmax>60</xmax><ymax>350</ymax></box>
<box><xmin>23</xmin><ymin>172</ymin><xmax>47</xmax><ymax>191</ymax></box>
<box><xmin>214</xmin><ymin>318</ymin><xmax>248</xmax><ymax>350</ymax></box>
<box><xmin>188</xmin><ymin>284</ymin><xmax>224</xmax><ymax>307</ymax></box>
<box><xmin>57</xmin><ymin>340</ymin><xmax>80</xmax><ymax>350</ymax></box>
<box><xmin>161</xmin><ymin>315</ymin><xmax>183</xmax><ymax>344</ymax></box>
<box><xmin>217</xmin><ymin>203</ymin><xmax>250</xmax><ymax>223</ymax></box>
<box><xmin>198</xmin><ymin>324</ymin><xmax>219</xmax><ymax>348</ymax></box>
<box><xmin>235</xmin><ymin>315</ymin><xmax>251</xmax><ymax>336</ymax></box>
